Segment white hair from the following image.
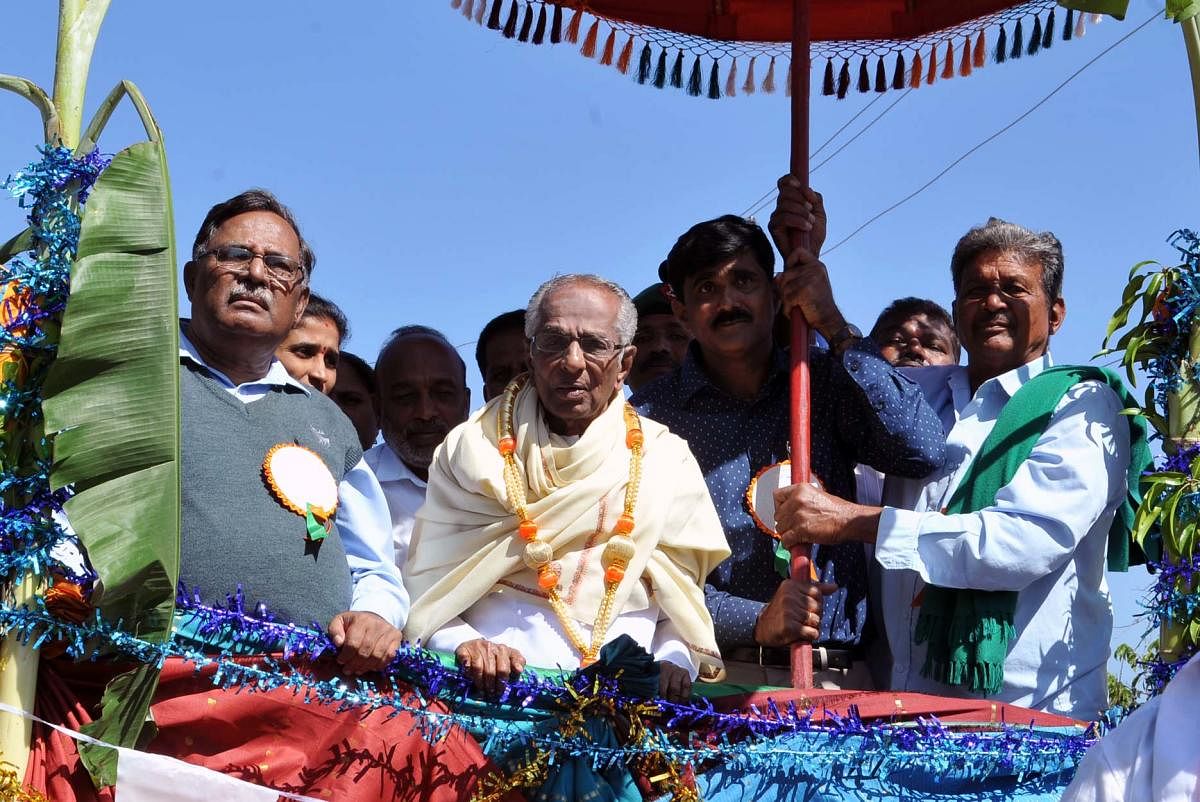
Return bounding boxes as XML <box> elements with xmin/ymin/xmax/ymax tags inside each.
<box><xmin>524</xmin><ymin>274</ymin><xmax>637</xmax><ymax>345</ymax></box>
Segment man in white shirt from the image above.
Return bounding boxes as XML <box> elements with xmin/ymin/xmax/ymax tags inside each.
<box><xmin>404</xmin><ymin>275</ymin><xmax>729</xmax><ymax>703</ymax></box>
<box><xmin>365</xmin><ymin>325</ymin><xmax>470</xmax><ymax>571</ymax></box>
<box><xmin>771</xmin><ymin>214</ymin><xmax>1144</xmax><ymax>721</ymax></box>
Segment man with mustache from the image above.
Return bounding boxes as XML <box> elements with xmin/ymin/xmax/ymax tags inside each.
<box><xmin>179</xmin><ymin>190</ymin><xmax>406</xmax><ymax>665</ymax></box>
<box><xmin>631</xmin><ymin>202</ymin><xmax>945</xmax><ymax>688</ymax></box>
<box><xmin>627</xmin><ymin>283</ymin><xmax>691</xmax><ymax>393</ymax></box>
<box><xmin>475</xmin><ymin>309</ymin><xmax>529</xmax><ymax>402</ymax></box>
<box><xmin>275</xmin><ymin>292</ymin><xmax>347</xmax><ymax>394</ymax></box>
<box><xmin>870</xmin><ymin>297</ymin><xmax>959</xmax><ymax>369</ymax></box>
<box><xmin>773</xmin><ymin>213</ymin><xmax>1148</xmax><ymax>720</ymax></box>
<box><xmin>367</xmin><ymin>325</ymin><xmax>470</xmax><ymax>570</ymax></box>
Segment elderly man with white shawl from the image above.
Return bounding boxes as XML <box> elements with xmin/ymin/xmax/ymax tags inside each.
<box><xmin>404</xmin><ymin>274</ymin><xmax>730</xmax><ymax>702</ymax></box>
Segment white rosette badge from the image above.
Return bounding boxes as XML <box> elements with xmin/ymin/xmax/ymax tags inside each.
<box><xmin>262</xmin><ymin>443</ymin><xmax>338</xmax><ymax>541</ymax></box>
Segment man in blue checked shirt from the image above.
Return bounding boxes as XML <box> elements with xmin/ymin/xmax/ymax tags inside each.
<box><xmin>632</xmin><ymin>179</ymin><xmax>944</xmax><ymax>687</ymax></box>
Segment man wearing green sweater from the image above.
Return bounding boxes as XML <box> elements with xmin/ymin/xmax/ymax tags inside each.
<box><xmin>772</xmin><ymin>212</ymin><xmax>1147</xmax><ymax>721</ymax></box>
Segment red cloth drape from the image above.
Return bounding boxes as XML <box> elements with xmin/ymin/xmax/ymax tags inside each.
<box><xmin>26</xmin><ymin>656</ymin><xmax>522</xmax><ymax>802</ymax></box>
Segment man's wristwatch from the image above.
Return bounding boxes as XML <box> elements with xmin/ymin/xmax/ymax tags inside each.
<box><xmin>826</xmin><ymin>323</ymin><xmax>863</xmax><ymax>354</ymax></box>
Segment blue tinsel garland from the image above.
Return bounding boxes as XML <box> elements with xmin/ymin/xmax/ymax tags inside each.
<box><xmin>0</xmin><ymin>594</ymin><xmax>1094</xmax><ymax>785</ymax></box>
<box><xmin>0</xmin><ymin>146</ymin><xmax>107</xmax><ymax>588</ymax></box>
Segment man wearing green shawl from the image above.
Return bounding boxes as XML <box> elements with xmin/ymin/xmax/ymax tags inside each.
<box><xmin>771</xmin><ymin>215</ymin><xmax>1147</xmax><ymax>722</ymax></box>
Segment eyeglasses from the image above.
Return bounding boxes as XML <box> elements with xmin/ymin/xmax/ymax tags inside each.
<box><xmin>199</xmin><ymin>245</ymin><xmax>306</xmax><ymax>289</ymax></box>
<box><xmin>531</xmin><ymin>331</ymin><xmax>625</xmax><ymax>362</ymax></box>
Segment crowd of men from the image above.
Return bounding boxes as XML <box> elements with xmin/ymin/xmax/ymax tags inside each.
<box><xmin>43</xmin><ymin>177</ymin><xmax>1155</xmax><ymax>796</ymax></box>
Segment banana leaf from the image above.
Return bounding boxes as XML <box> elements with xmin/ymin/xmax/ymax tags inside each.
<box><xmin>41</xmin><ymin>87</ymin><xmax>179</xmax><ymax>786</ymax></box>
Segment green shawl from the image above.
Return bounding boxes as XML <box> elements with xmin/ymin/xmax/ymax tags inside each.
<box><xmin>914</xmin><ymin>365</ymin><xmax>1152</xmax><ymax>696</ymax></box>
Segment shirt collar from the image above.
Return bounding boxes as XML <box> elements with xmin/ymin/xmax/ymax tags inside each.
<box><xmin>367</xmin><ymin>442</ymin><xmax>428</xmax><ymax>488</ymax></box>
<box><xmin>178</xmin><ymin>323</ymin><xmax>310</xmax><ymax>395</ymax></box>
<box><xmin>986</xmin><ymin>352</ymin><xmax>1054</xmax><ymax>400</ymax></box>
<box><xmin>677</xmin><ymin>341</ymin><xmax>788</xmax><ymax>403</ymax></box>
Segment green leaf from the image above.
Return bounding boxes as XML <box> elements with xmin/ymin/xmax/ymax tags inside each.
<box><xmin>1057</xmin><ymin>0</ymin><xmax>1129</xmax><ymax>21</ymax></box>
<box><xmin>41</xmin><ymin>90</ymin><xmax>179</xmax><ymax>773</ymax></box>
<box><xmin>0</xmin><ymin>74</ymin><xmax>60</xmax><ymax>143</ymax></box>
<box><xmin>0</xmin><ymin>228</ymin><xmax>33</xmax><ymax>265</ymax></box>
<box><xmin>78</xmin><ymin>663</ymin><xmax>161</xmax><ymax>787</ymax></box>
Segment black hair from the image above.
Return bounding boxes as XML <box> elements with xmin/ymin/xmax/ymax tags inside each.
<box><xmin>870</xmin><ymin>297</ymin><xmax>960</xmax><ymax>360</ymax></box>
<box><xmin>336</xmin><ymin>351</ymin><xmax>375</xmax><ymax>393</ymax></box>
<box><xmin>658</xmin><ymin>215</ymin><xmax>775</xmax><ymax>300</ymax></box>
<box><xmin>475</xmin><ymin>309</ymin><xmax>526</xmax><ymax>379</ymax></box>
<box><xmin>191</xmin><ymin>188</ymin><xmax>316</xmax><ymax>276</ymax></box>
<box><xmin>300</xmin><ymin>292</ymin><xmax>349</xmax><ymax>343</ymax></box>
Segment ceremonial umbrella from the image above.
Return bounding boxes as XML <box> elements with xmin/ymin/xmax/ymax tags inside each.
<box><xmin>453</xmin><ymin>0</ymin><xmax>1115</xmax><ymax>687</ymax></box>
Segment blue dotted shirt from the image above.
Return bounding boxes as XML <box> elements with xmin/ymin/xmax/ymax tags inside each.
<box><xmin>632</xmin><ymin>340</ymin><xmax>945</xmax><ymax>653</ymax></box>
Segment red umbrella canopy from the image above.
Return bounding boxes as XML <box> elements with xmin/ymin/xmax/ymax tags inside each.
<box><xmin>461</xmin><ymin>0</ymin><xmax>1098</xmax><ymax>98</ymax></box>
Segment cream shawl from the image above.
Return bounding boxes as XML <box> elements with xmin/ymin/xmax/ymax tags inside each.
<box><xmin>404</xmin><ymin>382</ymin><xmax>729</xmax><ymax>674</ymax></box>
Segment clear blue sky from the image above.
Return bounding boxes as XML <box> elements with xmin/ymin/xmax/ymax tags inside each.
<box><xmin>2</xmin><ymin>1</ymin><xmax>1191</xmax><ymax>668</ymax></box>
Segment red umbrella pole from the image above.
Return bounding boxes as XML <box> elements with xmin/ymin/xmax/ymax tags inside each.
<box><xmin>788</xmin><ymin>0</ymin><xmax>814</xmax><ymax>691</ymax></box>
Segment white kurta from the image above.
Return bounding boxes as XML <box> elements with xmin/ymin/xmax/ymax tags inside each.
<box><xmin>1060</xmin><ymin>652</ymin><xmax>1200</xmax><ymax>801</ymax></box>
<box><xmin>405</xmin><ymin>385</ymin><xmax>730</xmax><ymax>679</ymax></box>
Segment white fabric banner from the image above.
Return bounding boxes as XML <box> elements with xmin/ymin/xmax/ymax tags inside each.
<box><xmin>115</xmin><ymin>746</ymin><xmax>282</xmax><ymax>802</ymax></box>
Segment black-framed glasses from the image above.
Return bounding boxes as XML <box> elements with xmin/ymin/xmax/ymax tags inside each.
<box><xmin>199</xmin><ymin>244</ymin><xmax>306</xmax><ymax>288</ymax></box>
<box><xmin>531</xmin><ymin>330</ymin><xmax>625</xmax><ymax>362</ymax></box>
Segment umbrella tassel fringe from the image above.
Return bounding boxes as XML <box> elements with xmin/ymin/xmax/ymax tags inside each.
<box><xmin>475</xmin><ymin>0</ymin><xmax>486</xmax><ymax>24</ymax></box>
<box><xmin>909</xmin><ymin>51</ymin><xmax>922</xmax><ymax>89</ymax></box>
<box><xmin>1043</xmin><ymin>9</ymin><xmax>1055</xmax><ymax>49</ymax></box>
<box><xmin>995</xmin><ymin>24</ymin><xmax>1007</xmax><ymax>63</ymax></box>
<box><xmin>462</xmin><ymin>0</ymin><xmax>475</xmax><ymax>20</ymax></box>
<box><xmin>635</xmin><ymin>43</ymin><xmax>652</xmax><ymax>84</ymax></box>
<box><xmin>550</xmin><ymin>3</ymin><xmax>562</xmax><ymax>43</ymax></box>
<box><xmin>1011</xmin><ymin>18</ymin><xmax>1023</xmax><ymax>60</ymax></box>
<box><xmin>973</xmin><ymin>30</ymin><xmax>986</xmax><ymax>68</ymax></box>
<box><xmin>708</xmin><ymin>60</ymin><xmax>721</xmax><ymax>99</ymax></box>
<box><xmin>517</xmin><ymin>1</ymin><xmax>533</xmax><ymax>41</ymax></box>
<box><xmin>959</xmin><ymin>36</ymin><xmax>971</xmax><ymax>76</ymax></box>
<box><xmin>822</xmin><ymin>60</ymin><xmax>834</xmax><ymax>96</ymax></box>
<box><xmin>925</xmin><ymin>45</ymin><xmax>937</xmax><ymax>85</ymax></box>
<box><xmin>892</xmin><ymin>52</ymin><xmax>905</xmax><ymax>91</ymax></box>
<box><xmin>670</xmin><ymin>50</ymin><xmax>684</xmax><ymax>89</ymax></box>
<box><xmin>1028</xmin><ymin>15</ymin><xmax>1042</xmax><ymax>56</ymax></box>
<box><xmin>1075</xmin><ymin>10</ymin><xmax>1087</xmax><ymax>38</ymax></box>
<box><xmin>502</xmin><ymin>0</ymin><xmax>519</xmax><ymax>39</ymax></box>
<box><xmin>487</xmin><ymin>0</ymin><xmax>503</xmax><ymax>30</ymax></box>
<box><xmin>1064</xmin><ymin>8</ymin><xmax>1074</xmax><ymax>40</ymax></box>
<box><xmin>599</xmin><ymin>28</ymin><xmax>616</xmax><ymax>64</ymax></box>
<box><xmin>941</xmin><ymin>41</ymin><xmax>954</xmax><ymax>80</ymax></box>
<box><xmin>726</xmin><ymin>58</ymin><xmax>739</xmax><ymax>97</ymax></box>
<box><xmin>532</xmin><ymin>4</ymin><xmax>547</xmax><ymax>43</ymax></box>
<box><xmin>837</xmin><ymin>59</ymin><xmax>851</xmax><ymax>98</ymax></box>
<box><xmin>785</xmin><ymin>59</ymin><xmax>792</xmax><ymax>97</ymax></box>
<box><xmin>856</xmin><ymin>57</ymin><xmax>869</xmax><ymax>92</ymax></box>
<box><xmin>580</xmin><ymin>19</ymin><xmax>599</xmax><ymax>57</ymax></box>
<box><xmin>451</xmin><ymin>0</ymin><xmax>462</xmax><ymax>10</ymax></box>
<box><xmin>874</xmin><ymin>57</ymin><xmax>887</xmax><ymax>92</ymax></box>
<box><xmin>616</xmin><ymin>36</ymin><xmax>634</xmax><ymax>73</ymax></box>
<box><xmin>762</xmin><ymin>56</ymin><xmax>777</xmax><ymax>94</ymax></box>
<box><xmin>743</xmin><ymin>57</ymin><xmax>757</xmax><ymax>95</ymax></box>
<box><xmin>654</xmin><ymin>49</ymin><xmax>668</xmax><ymax>88</ymax></box>
<box><xmin>687</xmin><ymin>55</ymin><xmax>703</xmax><ymax>96</ymax></box>
<box><xmin>565</xmin><ymin>7</ymin><xmax>583</xmax><ymax>43</ymax></box>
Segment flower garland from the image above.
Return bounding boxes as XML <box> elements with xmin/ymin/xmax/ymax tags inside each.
<box><xmin>497</xmin><ymin>375</ymin><xmax>643</xmax><ymax>665</ymax></box>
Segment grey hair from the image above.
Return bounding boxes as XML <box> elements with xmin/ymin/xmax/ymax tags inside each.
<box><xmin>950</xmin><ymin>218</ymin><xmax>1064</xmax><ymax>304</ymax></box>
<box><xmin>525</xmin><ymin>274</ymin><xmax>637</xmax><ymax>345</ymax></box>
<box><xmin>376</xmin><ymin>324</ymin><xmax>467</xmax><ymax>382</ymax></box>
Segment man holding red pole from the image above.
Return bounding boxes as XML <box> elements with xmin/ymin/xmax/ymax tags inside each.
<box><xmin>632</xmin><ymin>182</ymin><xmax>944</xmax><ymax>688</ymax></box>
